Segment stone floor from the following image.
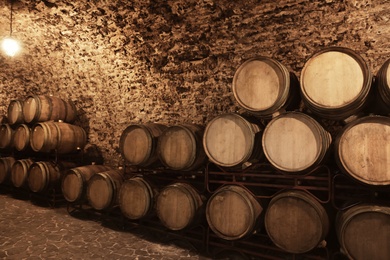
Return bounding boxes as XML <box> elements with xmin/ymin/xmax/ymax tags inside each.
<box><xmin>0</xmin><ymin>189</ymin><xmax>212</xmax><ymax>260</ymax></box>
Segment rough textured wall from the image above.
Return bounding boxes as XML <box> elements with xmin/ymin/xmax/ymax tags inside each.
<box><xmin>0</xmin><ymin>0</ymin><xmax>389</xmax><ymax>166</ymax></box>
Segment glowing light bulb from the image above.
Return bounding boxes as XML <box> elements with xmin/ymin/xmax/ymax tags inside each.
<box><xmin>2</xmin><ymin>37</ymin><xmax>21</xmax><ymax>57</ymax></box>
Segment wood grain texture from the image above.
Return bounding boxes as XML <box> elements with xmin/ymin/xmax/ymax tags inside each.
<box><xmin>337</xmin><ymin>204</ymin><xmax>390</xmax><ymax>260</ymax></box>
<box><xmin>206</xmin><ymin>185</ymin><xmax>262</xmax><ymax>240</ymax></box>
<box><xmin>265</xmin><ymin>190</ymin><xmax>329</xmax><ymax>254</ymax></box>
<box><xmin>262</xmin><ymin>112</ymin><xmax>331</xmax><ymax>172</ymax></box>
<box><xmin>336</xmin><ymin>116</ymin><xmax>390</xmax><ymax>185</ymax></box>
<box><xmin>203</xmin><ymin>113</ymin><xmax>262</xmax><ymax>168</ymax></box>
<box><xmin>118</xmin><ymin>177</ymin><xmax>154</xmax><ymax>220</ymax></box>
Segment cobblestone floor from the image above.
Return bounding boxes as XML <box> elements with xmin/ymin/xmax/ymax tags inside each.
<box><xmin>0</xmin><ymin>190</ymin><xmax>212</xmax><ymax>260</ymax></box>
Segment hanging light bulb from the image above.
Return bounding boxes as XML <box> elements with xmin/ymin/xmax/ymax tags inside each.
<box><xmin>2</xmin><ymin>0</ymin><xmax>21</xmax><ymax>57</ymax></box>
<box><xmin>2</xmin><ymin>37</ymin><xmax>20</xmax><ymax>57</ymax></box>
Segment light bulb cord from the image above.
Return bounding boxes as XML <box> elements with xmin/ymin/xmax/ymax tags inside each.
<box><xmin>10</xmin><ymin>0</ymin><xmax>13</xmax><ymax>36</ymax></box>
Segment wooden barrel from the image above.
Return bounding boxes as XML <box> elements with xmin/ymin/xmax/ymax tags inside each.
<box><xmin>11</xmin><ymin>159</ymin><xmax>34</xmax><ymax>188</ymax></box>
<box><xmin>336</xmin><ymin>204</ymin><xmax>390</xmax><ymax>260</ymax></box>
<box><xmin>28</xmin><ymin>161</ymin><xmax>77</xmax><ymax>193</ymax></box>
<box><xmin>13</xmin><ymin>124</ymin><xmax>31</xmax><ymax>151</ymax></box>
<box><xmin>335</xmin><ymin>115</ymin><xmax>390</xmax><ymax>186</ymax></box>
<box><xmin>157</xmin><ymin>124</ymin><xmax>207</xmax><ymax>171</ymax></box>
<box><xmin>262</xmin><ymin>112</ymin><xmax>332</xmax><ymax>173</ymax></box>
<box><xmin>0</xmin><ymin>124</ymin><xmax>14</xmax><ymax>150</ymax></box>
<box><xmin>30</xmin><ymin>121</ymin><xmax>87</xmax><ymax>154</ymax></box>
<box><xmin>61</xmin><ymin>165</ymin><xmax>113</xmax><ymax>203</ymax></box>
<box><xmin>118</xmin><ymin>177</ymin><xmax>157</xmax><ymax>220</ymax></box>
<box><xmin>119</xmin><ymin>123</ymin><xmax>167</xmax><ymax>167</ymax></box>
<box><xmin>203</xmin><ymin>113</ymin><xmax>263</xmax><ymax>168</ymax></box>
<box><xmin>264</xmin><ymin>190</ymin><xmax>329</xmax><ymax>254</ymax></box>
<box><xmin>300</xmin><ymin>47</ymin><xmax>373</xmax><ymax>120</ymax></box>
<box><xmin>7</xmin><ymin>100</ymin><xmax>24</xmax><ymax>125</ymax></box>
<box><xmin>232</xmin><ymin>56</ymin><xmax>300</xmax><ymax>118</ymax></box>
<box><xmin>156</xmin><ymin>182</ymin><xmax>204</xmax><ymax>231</ymax></box>
<box><xmin>86</xmin><ymin>169</ymin><xmax>124</xmax><ymax>210</ymax></box>
<box><xmin>374</xmin><ymin>58</ymin><xmax>390</xmax><ymax>114</ymax></box>
<box><xmin>206</xmin><ymin>185</ymin><xmax>263</xmax><ymax>240</ymax></box>
<box><xmin>22</xmin><ymin>94</ymin><xmax>77</xmax><ymax>124</ymax></box>
<box><xmin>0</xmin><ymin>157</ymin><xmax>15</xmax><ymax>184</ymax></box>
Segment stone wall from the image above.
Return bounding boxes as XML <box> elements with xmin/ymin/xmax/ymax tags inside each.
<box><xmin>0</xmin><ymin>0</ymin><xmax>389</xmax><ymax>166</ymax></box>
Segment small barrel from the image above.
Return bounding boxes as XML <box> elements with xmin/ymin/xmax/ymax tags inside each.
<box><xmin>335</xmin><ymin>115</ymin><xmax>390</xmax><ymax>186</ymax></box>
<box><xmin>206</xmin><ymin>185</ymin><xmax>263</xmax><ymax>240</ymax></box>
<box><xmin>374</xmin><ymin>58</ymin><xmax>390</xmax><ymax>114</ymax></box>
<box><xmin>156</xmin><ymin>182</ymin><xmax>204</xmax><ymax>231</ymax></box>
<box><xmin>22</xmin><ymin>94</ymin><xmax>77</xmax><ymax>124</ymax></box>
<box><xmin>0</xmin><ymin>124</ymin><xmax>14</xmax><ymax>150</ymax></box>
<box><xmin>11</xmin><ymin>159</ymin><xmax>34</xmax><ymax>188</ymax></box>
<box><xmin>262</xmin><ymin>112</ymin><xmax>332</xmax><ymax>173</ymax></box>
<box><xmin>61</xmin><ymin>165</ymin><xmax>113</xmax><ymax>203</ymax></box>
<box><xmin>13</xmin><ymin>124</ymin><xmax>31</xmax><ymax>151</ymax></box>
<box><xmin>86</xmin><ymin>169</ymin><xmax>124</xmax><ymax>210</ymax></box>
<box><xmin>119</xmin><ymin>123</ymin><xmax>167</xmax><ymax>167</ymax></box>
<box><xmin>30</xmin><ymin>121</ymin><xmax>87</xmax><ymax>154</ymax></box>
<box><xmin>265</xmin><ymin>190</ymin><xmax>329</xmax><ymax>254</ymax></box>
<box><xmin>232</xmin><ymin>56</ymin><xmax>300</xmax><ymax>118</ymax></box>
<box><xmin>203</xmin><ymin>113</ymin><xmax>263</xmax><ymax>168</ymax></box>
<box><xmin>118</xmin><ymin>176</ymin><xmax>157</xmax><ymax>220</ymax></box>
<box><xmin>336</xmin><ymin>204</ymin><xmax>390</xmax><ymax>260</ymax></box>
<box><xmin>157</xmin><ymin>124</ymin><xmax>207</xmax><ymax>171</ymax></box>
<box><xmin>300</xmin><ymin>47</ymin><xmax>373</xmax><ymax>120</ymax></box>
<box><xmin>28</xmin><ymin>161</ymin><xmax>77</xmax><ymax>193</ymax></box>
<box><xmin>0</xmin><ymin>157</ymin><xmax>15</xmax><ymax>184</ymax></box>
<box><xmin>7</xmin><ymin>100</ymin><xmax>24</xmax><ymax>125</ymax></box>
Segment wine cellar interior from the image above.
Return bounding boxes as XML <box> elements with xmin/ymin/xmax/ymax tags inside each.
<box><xmin>0</xmin><ymin>1</ymin><xmax>390</xmax><ymax>259</ymax></box>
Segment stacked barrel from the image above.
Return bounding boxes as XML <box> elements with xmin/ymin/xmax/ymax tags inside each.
<box><xmin>0</xmin><ymin>94</ymin><xmax>88</xmax><ymax>198</ymax></box>
<box><xmin>116</xmin><ymin>47</ymin><xmax>390</xmax><ymax>259</ymax></box>
<box><xmin>1</xmin><ymin>47</ymin><xmax>389</xmax><ymax>259</ymax></box>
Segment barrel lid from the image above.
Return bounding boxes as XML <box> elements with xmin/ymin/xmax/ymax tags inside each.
<box><xmin>119</xmin><ymin>178</ymin><xmax>153</xmax><ymax>220</ymax></box>
<box><xmin>203</xmin><ymin>113</ymin><xmax>258</xmax><ymax>167</ymax></box>
<box><xmin>336</xmin><ymin>116</ymin><xmax>390</xmax><ymax>185</ymax></box>
<box><xmin>232</xmin><ymin>57</ymin><xmax>289</xmax><ymax>114</ymax></box>
<box><xmin>62</xmin><ymin>171</ymin><xmax>84</xmax><ymax>202</ymax></box>
<box><xmin>87</xmin><ymin>173</ymin><xmax>113</xmax><ymax>210</ymax></box>
<box><xmin>158</xmin><ymin>125</ymin><xmax>197</xmax><ymax>170</ymax></box>
<box><xmin>206</xmin><ymin>185</ymin><xmax>261</xmax><ymax>240</ymax></box>
<box><xmin>120</xmin><ymin>125</ymin><xmax>153</xmax><ymax>166</ymax></box>
<box><xmin>265</xmin><ymin>190</ymin><xmax>329</xmax><ymax>254</ymax></box>
<box><xmin>262</xmin><ymin>112</ymin><xmax>328</xmax><ymax>172</ymax></box>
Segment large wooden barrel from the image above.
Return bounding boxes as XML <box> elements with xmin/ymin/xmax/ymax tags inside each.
<box><xmin>0</xmin><ymin>157</ymin><xmax>15</xmax><ymax>184</ymax></box>
<box><xmin>262</xmin><ymin>112</ymin><xmax>332</xmax><ymax>173</ymax></box>
<box><xmin>335</xmin><ymin>115</ymin><xmax>390</xmax><ymax>186</ymax></box>
<box><xmin>13</xmin><ymin>124</ymin><xmax>31</xmax><ymax>151</ymax></box>
<box><xmin>374</xmin><ymin>58</ymin><xmax>390</xmax><ymax>114</ymax></box>
<box><xmin>265</xmin><ymin>190</ymin><xmax>329</xmax><ymax>254</ymax></box>
<box><xmin>28</xmin><ymin>161</ymin><xmax>77</xmax><ymax>193</ymax></box>
<box><xmin>300</xmin><ymin>47</ymin><xmax>373</xmax><ymax>120</ymax></box>
<box><xmin>30</xmin><ymin>121</ymin><xmax>87</xmax><ymax>154</ymax></box>
<box><xmin>119</xmin><ymin>123</ymin><xmax>167</xmax><ymax>167</ymax></box>
<box><xmin>11</xmin><ymin>159</ymin><xmax>34</xmax><ymax>188</ymax></box>
<box><xmin>336</xmin><ymin>204</ymin><xmax>390</xmax><ymax>260</ymax></box>
<box><xmin>0</xmin><ymin>124</ymin><xmax>14</xmax><ymax>150</ymax></box>
<box><xmin>86</xmin><ymin>169</ymin><xmax>124</xmax><ymax>210</ymax></box>
<box><xmin>156</xmin><ymin>182</ymin><xmax>204</xmax><ymax>231</ymax></box>
<box><xmin>206</xmin><ymin>185</ymin><xmax>263</xmax><ymax>240</ymax></box>
<box><xmin>157</xmin><ymin>124</ymin><xmax>207</xmax><ymax>171</ymax></box>
<box><xmin>61</xmin><ymin>165</ymin><xmax>113</xmax><ymax>203</ymax></box>
<box><xmin>203</xmin><ymin>113</ymin><xmax>263</xmax><ymax>168</ymax></box>
<box><xmin>22</xmin><ymin>94</ymin><xmax>77</xmax><ymax>123</ymax></box>
<box><xmin>7</xmin><ymin>100</ymin><xmax>24</xmax><ymax>125</ymax></box>
<box><xmin>232</xmin><ymin>56</ymin><xmax>300</xmax><ymax>118</ymax></box>
<box><xmin>118</xmin><ymin>176</ymin><xmax>157</xmax><ymax>220</ymax></box>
